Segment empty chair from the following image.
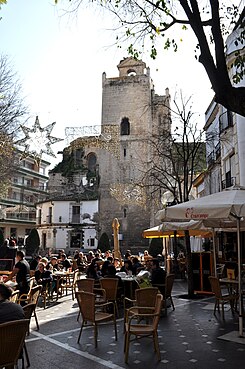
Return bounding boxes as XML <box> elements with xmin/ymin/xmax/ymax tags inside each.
<box><xmin>99</xmin><ymin>278</ymin><xmax>119</xmax><ymax>316</ymax></box>
<box><xmin>124</xmin><ymin>287</ymin><xmax>159</xmax><ymax>328</ymax></box>
<box><xmin>124</xmin><ymin>293</ymin><xmax>163</xmax><ymax>363</ymax></box>
<box><xmin>164</xmin><ymin>274</ymin><xmax>175</xmax><ymax>315</ymax></box>
<box><xmin>76</xmin><ymin>291</ymin><xmax>117</xmax><ymax>348</ymax></box>
<box><xmin>0</xmin><ymin>319</ymin><xmax>29</xmax><ymax>369</ymax></box>
<box><xmin>60</xmin><ymin>269</ymin><xmax>79</xmax><ymax>300</ymax></box>
<box><xmin>152</xmin><ymin>273</ymin><xmax>175</xmax><ymax>315</ymax></box>
<box><xmin>76</xmin><ymin>278</ymin><xmax>95</xmax><ymax>292</ymax></box>
<box><xmin>76</xmin><ymin>278</ymin><xmax>95</xmax><ymax>321</ymax></box>
<box><xmin>208</xmin><ymin>276</ymin><xmax>238</xmax><ymax>320</ymax></box>
<box><xmin>23</xmin><ymin>302</ymin><xmax>37</xmax><ymax>335</ymax></box>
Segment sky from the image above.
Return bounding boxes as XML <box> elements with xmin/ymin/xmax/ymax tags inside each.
<box><xmin>0</xmin><ymin>0</ymin><xmax>232</xmax><ymax>168</ymax></box>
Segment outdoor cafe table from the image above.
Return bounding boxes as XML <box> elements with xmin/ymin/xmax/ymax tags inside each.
<box><xmin>120</xmin><ymin>276</ymin><xmax>138</xmax><ymax>300</ymax></box>
<box><xmin>53</xmin><ymin>270</ymin><xmax>74</xmax><ymax>299</ymax></box>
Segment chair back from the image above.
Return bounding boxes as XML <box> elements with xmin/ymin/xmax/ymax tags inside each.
<box><xmin>23</xmin><ymin>303</ymin><xmax>36</xmax><ymax>320</ymax></box>
<box><xmin>29</xmin><ymin>276</ymin><xmax>36</xmax><ymax>289</ymax></box>
<box><xmin>100</xmin><ymin>278</ymin><xmax>118</xmax><ymax>300</ymax></box>
<box><xmin>209</xmin><ymin>276</ymin><xmax>222</xmax><ymax>298</ymax></box>
<box><xmin>76</xmin><ymin>278</ymin><xmax>94</xmax><ymax>292</ymax></box>
<box><xmin>29</xmin><ymin>285</ymin><xmax>42</xmax><ymax>305</ymax></box>
<box><xmin>9</xmin><ymin>289</ymin><xmax>20</xmax><ymax>303</ymax></box>
<box><xmin>76</xmin><ymin>291</ymin><xmax>95</xmax><ymax>323</ymax></box>
<box><xmin>0</xmin><ymin>319</ymin><xmax>29</xmax><ymax>368</ymax></box>
<box><xmin>152</xmin><ymin>294</ymin><xmax>163</xmax><ymax>330</ymax></box>
<box><xmin>135</xmin><ymin>287</ymin><xmax>158</xmax><ymax>307</ymax></box>
<box><xmin>165</xmin><ymin>274</ymin><xmax>175</xmax><ymax>298</ymax></box>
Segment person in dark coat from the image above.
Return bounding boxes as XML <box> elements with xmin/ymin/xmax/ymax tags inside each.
<box><xmin>60</xmin><ymin>254</ymin><xmax>71</xmax><ymax>270</ymax></box>
<box><xmin>9</xmin><ymin>250</ymin><xmax>30</xmax><ymax>297</ymax></box>
<box><xmin>151</xmin><ymin>258</ymin><xmax>166</xmax><ymax>295</ymax></box>
<box><xmin>30</xmin><ymin>255</ymin><xmax>42</xmax><ymax>271</ymax></box>
<box><xmin>0</xmin><ymin>283</ymin><xmax>25</xmax><ymax>324</ymax></box>
<box><xmin>34</xmin><ymin>262</ymin><xmax>53</xmax><ymax>288</ymax></box>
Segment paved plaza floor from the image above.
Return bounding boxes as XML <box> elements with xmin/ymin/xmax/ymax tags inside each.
<box><xmin>23</xmin><ymin>279</ymin><xmax>245</xmax><ymax>369</ymax></box>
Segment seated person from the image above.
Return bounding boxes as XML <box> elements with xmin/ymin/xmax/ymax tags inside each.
<box><xmin>76</xmin><ymin>252</ymin><xmax>88</xmax><ymax>271</ymax></box>
<box><xmin>40</xmin><ymin>257</ymin><xmax>49</xmax><ymax>267</ymax></box>
<box><xmin>87</xmin><ymin>251</ymin><xmax>95</xmax><ymax>263</ymax></box>
<box><xmin>124</xmin><ymin>250</ymin><xmax>132</xmax><ymax>260</ymax></box>
<box><xmin>0</xmin><ymin>283</ymin><xmax>25</xmax><ymax>324</ymax></box>
<box><xmin>101</xmin><ymin>257</ymin><xmax>113</xmax><ymax>277</ymax></box>
<box><xmin>104</xmin><ymin>264</ymin><xmax>117</xmax><ymax>277</ymax></box>
<box><xmin>60</xmin><ymin>254</ymin><xmax>72</xmax><ymax>271</ymax></box>
<box><xmin>151</xmin><ymin>258</ymin><xmax>166</xmax><ymax>295</ymax></box>
<box><xmin>143</xmin><ymin>250</ymin><xmax>153</xmax><ymax>264</ymax></box>
<box><xmin>113</xmin><ymin>257</ymin><xmax>121</xmax><ymax>270</ymax></box>
<box><xmin>86</xmin><ymin>260</ymin><xmax>102</xmax><ymax>280</ymax></box>
<box><xmin>29</xmin><ymin>255</ymin><xmax>42</xmax><ymax>271</ymax></box>
<box><xmin>47</xmin><ymin>256</ymin><xmax>60</xmax><ymax>271</ymax></box>
<box><xmin>34</xmin><ymin>262</ymin><xmax>53</xmax><ymax>289</ymax></box>
<box><xmin>73</xmin><ymin>250</ymin><xmax>80</xmax><ymax>260</ymax></box>
<box><xmin>93</xmin><ymin>252</ymin><xmax>103</xmax><ymax>262</ymax></box>
<box><xmin>9</xmin><ymin>250</ymin><xmax>31</xmax><ymax>298</ymax></box>
<box><xmin>120</xmin><ymin>259</ymin><xmax>133</xmax><ymax>276</ymax></box>
<box><xmin>131</xmin><ymin>256</ymin><xmax>143</xmax><ymax>275</ymax></box>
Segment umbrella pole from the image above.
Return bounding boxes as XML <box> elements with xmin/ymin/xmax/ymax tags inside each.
<box><xmin>236</xmin><ymin>218</ymin><xmax>244</xmax><ymax>337</ymax></box>
<box><xmin>212</xmin><ymin>229</ymin><xmax>217</xmax><ymax>277</ymax></box>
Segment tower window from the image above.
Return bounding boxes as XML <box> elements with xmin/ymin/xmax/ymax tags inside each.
<box><xmin>87</xmin><ymin>153</ymin><xmax>97</xmax><ymax>171</ymax></box>
<box><xmin>121</xmin><ymin>117</ymin><xmax>130</xmax><ymax>135</ymax></box>
<box><xmin>123</xmin><ymin>208</ymin><xmax>127</xmax><ymax>218</ymax></box>
<box><xmin>124</xmin><ymin>148</ymin><xmax>127</xmax><ymax>157</ymax></box>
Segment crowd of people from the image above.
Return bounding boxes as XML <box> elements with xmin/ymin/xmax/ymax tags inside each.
<box><xmin>0</xmin><ymin>247</ymin><xmax>166</xmax><ymax>327</ymax></box>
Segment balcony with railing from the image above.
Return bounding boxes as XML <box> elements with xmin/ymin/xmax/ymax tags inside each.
<box><xmin>215</xmin><ymin>142</ymin><xmax>221</xmax><ymax>160</ymax></box>
<box><xmin>4</xmin><ymin>211</ymin><xmax>36</xmax><ymax>222</ymax></box>
<box><xmin>207</xmin><ymin>151</ymin><xmax>215</xmax><ymax>166</ymax></box>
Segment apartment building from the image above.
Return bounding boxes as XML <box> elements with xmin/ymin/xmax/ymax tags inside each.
<box><xmin>0</xmin><ymin>153</ymin><xmax>50</xmax><ymax>244</ymax></box>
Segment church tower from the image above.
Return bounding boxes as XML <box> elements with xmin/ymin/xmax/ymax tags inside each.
<box><xmin>51</xmin><ymin>57</ymin><xmax>171</xmax><ymax>253</ymax></box>
<box><xmin>97</xmin><ymin>57</ymin><xmax>171</xmax><ymax>251</ymax></box>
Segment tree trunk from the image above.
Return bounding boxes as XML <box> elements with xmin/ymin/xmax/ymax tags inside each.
<box><xmin>185</xmin><ymin>230</ymin><xmax>194</xmax><ymax>297</ymax></box>
<box><xmin>214</xmin><ymin>86</ymin><xmax>245</xmax><ymax>117</ymax></box>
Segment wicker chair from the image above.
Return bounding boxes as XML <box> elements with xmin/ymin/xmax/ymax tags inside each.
<box><xmin>152</xmin><ymin>273</ymin><xmax>175</xmax><ymax>316</ymax></box>
<box><xmin>124</xmin><ymin>293</ymin><xmax>163</xmax><ymax>363</ymax></box>
<box><xmin>60</xmin><ymin>269</ymin><xmax>79</xmax><ymax>300</ymax></box>
<box><xmin>76</xmin><ymin>291</ymin><xmax>117</xmax><ymax>348</ymax></box>
<box><xmin>19</xmin><ymin>285</ymin><xmax>42</xmax><ymax>330</ymax></box>
<box><xmin>76</xmin><ymin>278</ymin><xmax>95</xmax><ymax>293</ymax></box>
<box><xmin>17</xmin><ymin>276</ymin><xmax>36</xmax><ymax>304</ymax></box>
<box><xmin>208</xmin><ymin>276</ymin><xmax>238</xmax><ymax>319</ymax></box>
<box><xmin>99</xmin><ymin>278</ymin><xmax>119</xmax><ymax>316</ymax></box>
<box><xmin>0</xmin><ymin>319</ymin><xmax>29</xmax><ymax>369</ymax></box>
<box><xmin>9</xmin><ymin>289</ymin><xmax>20</xmax><ymax>303</ymax></box>
<box><xmin>124</xmin><ymin>287</ymin><xmax>159</xmax><ymax>329</ymax></box>
<box><xmin>76</xmin><ymin>278</ymin><xmax>95</xmax><ymax>321</ymax></box>
<box><xmin>23</xmin><ymin>302</ymin><xmax>37</xmax><ymax>335</ymax></box>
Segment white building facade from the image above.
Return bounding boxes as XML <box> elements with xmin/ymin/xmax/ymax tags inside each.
<box><xmin>36</xmin><ymin>197</ymin><xmax>98</xmax><ymax>254</ymax></box>
<box><xmin>203</xmin><ymin>10</ymin><xmax>245</xmax><ymax>195</ymax></box>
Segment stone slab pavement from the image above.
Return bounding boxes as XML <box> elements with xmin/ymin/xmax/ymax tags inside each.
<box><xmin>22</xmin><ymin>280</ymin><xmax>245</xmax><ymax>369</ymax></box>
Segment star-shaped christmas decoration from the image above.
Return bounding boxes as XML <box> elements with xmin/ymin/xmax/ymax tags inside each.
<box><xmin>15</xmin><ymin>116</ymin><xmax>63</xmax><ymax>162</ymax></box>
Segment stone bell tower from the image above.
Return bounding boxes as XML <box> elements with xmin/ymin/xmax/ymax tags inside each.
<box><xmin>96</xmin><ymin>57</ymin><xmax>171</xmax><ymax>252</ymax></box>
